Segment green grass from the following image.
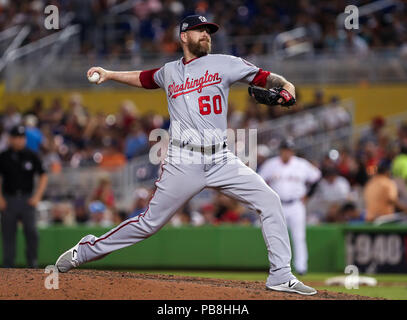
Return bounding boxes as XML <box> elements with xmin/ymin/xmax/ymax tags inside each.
<box><xmin>125</xmin><ymin>270</ymin><xmax>407</xmax><ymax>300</ymax></box>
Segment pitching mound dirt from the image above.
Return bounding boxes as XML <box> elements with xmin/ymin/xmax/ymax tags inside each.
<box><xmin>0</xmin><ymin>269</ymin><xmax>379</xmax><ymax>300</ymax></box>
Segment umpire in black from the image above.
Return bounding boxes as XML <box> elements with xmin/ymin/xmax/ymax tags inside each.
<box><xmin>0</xmin><ymin>125</ymin><xmax>48</xmax><ymax>268</ymax></box>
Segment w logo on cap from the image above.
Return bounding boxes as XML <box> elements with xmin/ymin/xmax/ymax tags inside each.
<box><xmin>179</xmin><ymin>15</ymin><xmax>218</xmax><ymax>34</ymax></box>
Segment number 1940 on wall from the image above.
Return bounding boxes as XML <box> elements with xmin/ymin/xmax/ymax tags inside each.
<box><xmin>346</xmin><ymin>232</ymin><xmax>407</xmax><ymax>273</ymax></box>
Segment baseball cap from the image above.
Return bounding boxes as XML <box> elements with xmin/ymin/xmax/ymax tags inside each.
<box><xmin>322</xmin><ymin>166</ymin><xmax>338</xmax><ymax>177</ymax></box>
<box><xmin>9</xmin><ymin>125</ymin><xmax>26</xmax><ymax>137</ymax></box>
<box><xmin>279</xmin><ymin>138</ymin><xmax>295</xmax><ymax>150</ymax></box>
<box><xmin>179</xmin><ymin>15</ymin><xmax>219</xmax><ymax>34</ymax></box>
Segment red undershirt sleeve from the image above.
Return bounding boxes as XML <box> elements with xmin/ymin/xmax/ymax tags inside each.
<box><xmin>139</xmin><ymin>68</ymin><xmax>160</xmax><ymax>89</ymax></box>
<box><xmin>250</xmin><ymin>68</ymin><xmax>271</xmax><ymax>87</ymax></box>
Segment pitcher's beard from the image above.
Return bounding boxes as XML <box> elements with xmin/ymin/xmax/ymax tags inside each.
<box><xmin>188</xmin><ymin>40</ymin><xmax>211</xmax><ymax>58</ymax></box>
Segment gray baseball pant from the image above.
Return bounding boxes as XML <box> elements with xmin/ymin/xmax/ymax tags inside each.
<box><xmin>76</xmin><ymin>146</ymin><xmax>295</xmax><ymax>286</ymax></box>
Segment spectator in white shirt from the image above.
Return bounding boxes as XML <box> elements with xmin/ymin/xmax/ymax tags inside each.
<box><xmin>308</xmin><ymin>167</ymin><xmax>351</xmax><ymax>223</ymax></box>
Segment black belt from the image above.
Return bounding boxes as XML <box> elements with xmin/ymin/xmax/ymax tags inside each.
<box><xmin>281</xmin><ymin>199</ymin><xmax>300</xmax><ymax>205</ymax></box>
<box><xmin>171</xmin><ymin>140</ymin><xmax>227</xmax><ymax>155</ymax></box>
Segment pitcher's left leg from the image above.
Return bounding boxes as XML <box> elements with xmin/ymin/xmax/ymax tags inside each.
<box><xmin>205</xmin><ymin>152</ymin><xmax>316</xmax><ymax>295</ymax></box>
<box><xmin>205</xmin><ymin>155</ymin><xmax>294</xmax><ymax>286</ymax></box>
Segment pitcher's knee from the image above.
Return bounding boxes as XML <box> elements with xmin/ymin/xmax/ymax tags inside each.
<box><xmin>265</xmin><ymin>188</ymin><xmax>281</xmax><ymax>205</ymax></box>
<box><xmin>255</xmin><ymin>189</ymin><xmax>281</xmax><ymax>215</ymax></box>
<box><xmin>135</xmin><ymin>215</ymin><xmax>162</xmax><ymax>237</ymax></box>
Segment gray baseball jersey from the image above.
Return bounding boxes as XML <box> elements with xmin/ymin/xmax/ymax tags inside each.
<box><xmin>153</xmin><ymin>54</ymin><xmax>263</xmax><ymax>146</ymax></box>
<box><xmin>72</xmin><ymin>54</ymin><xmax>296</xmax><ymax>287</ymax></box>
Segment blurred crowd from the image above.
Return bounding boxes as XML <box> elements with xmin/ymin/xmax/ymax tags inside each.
<box><xmin>47</xmin><ymin>111</ymin><xmax>406</xmax><ymax>228</ymax></box>
<box><xmin>305</xmin><ymin>117</ymin><xmax>407</xmax><ymax>225</ymax></box>
<box><xmin>0</xmin><ymin>90</ymin><xmax>351</xmax><ymax>169</ymax></box>
<box><xmin>0</xmin><ymin>88</ymin><xmax>346</xmax><ymax>171</ymax></box>
<box><xmin>1</xmin><ymin>0</ymin><xmax>407</xmax><ymax>59</ymax></box>
<box><xmin>0</xmin><ymin>94</ymin><xmax>170</xmax><ymax>172</ymax></box>
<box><xmin>174</xmin><ymin>117</ymin><xmax>407</xmax><ymax>227</ymax></box>
<box><xmin>2</xmin><ymin>87</ymin><xmax>406</xmax><ymax>228</ymax></box>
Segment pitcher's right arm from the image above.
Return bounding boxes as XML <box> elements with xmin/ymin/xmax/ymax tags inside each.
<box><xmin>87</xmin><ymin>67</ymin><xmax>161</xmax><ymax>89</ymax></box>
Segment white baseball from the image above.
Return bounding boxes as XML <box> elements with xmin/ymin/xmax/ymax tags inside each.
<box><xmin>88</xmin><ymin>72</ymin><xmax>100</xmax><ymax>83</ymax></box>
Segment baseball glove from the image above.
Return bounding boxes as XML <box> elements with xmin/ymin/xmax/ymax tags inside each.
<box><xmin>248</xmin><ymin>86</ymin><xmax>296</xmax><ymax>107</ymax></box>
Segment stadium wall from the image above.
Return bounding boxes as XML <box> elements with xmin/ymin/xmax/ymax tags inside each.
<box><xmin>4</xmin><ymin>224</ymin><xmax>406</xmax><ymax>272</ymax></box>
<box><xmin>0</xmin><ymin>225</ymin><xmax>350</xmax><ymax>272</ymax></box>
<box><xmin>2</xmin><ymin>84</ymin><xmax>407</xmax><ymax>125</ymax></box>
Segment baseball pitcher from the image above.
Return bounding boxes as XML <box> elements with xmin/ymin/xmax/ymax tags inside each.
<box><xmin>55</xmin><ymin>15</ymin><xmax>316</xmax><ymax>295</ymax></box>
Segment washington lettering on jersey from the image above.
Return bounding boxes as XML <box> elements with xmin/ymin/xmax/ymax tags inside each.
<box><xmin>141</xmin><ymin>54</ymin><xmax>271</xmax><ymax>148</ymax></box>
<box><xmin>168</xmin><ymin>70</ymin><xmax>222</xmax><ymax>98</ymax></box>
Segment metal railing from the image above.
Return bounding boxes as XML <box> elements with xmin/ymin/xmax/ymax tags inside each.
<box><xmin>0</xmin><ymin>25</ymin><xmax>24</xmax><ymax>55</ymax></box>
<box><xmin>3</xmin><ymin>49</ymin><xmax>406</xmax><ymax>91</ymax></box>
<box><xmin>353</xmin><ymin>109</ymin><xmax>407</xmax><ymax>145</ymax></box>
<box><xmin>2</xmin><ymin>24</ymin><xmax>81</xmax><ymax>91</ymax></box>
<box><xmin>0</xmin><ymin>11</ymin><xmax>78</xmax><ymax>72</ymax></box>
<box><xmin>1</xmin><ymin>0</ymin><xmax>406</xmax><ymax>90</ymax></box>
<box><xmin>256</xmin><ymin>100</ymin><xmax>355</xmax><ymax>160</ymax></box>
<box><xmin>0</xmin><ymin>26</ymin><xmax>31</xmax><ymax>70</ymax></box>
<box><xmin>44</xmin><ymin>154</ymin><xmax>158</xmax><ymax>211</ymax></box>
<box><xmin>273</xmin><ymin>27</ymin><xmax>314</xmax><ymax>58</ymax></box>
<box><xmin>109</xmin><ymin>0</ymin><xmax>137</xmax><ymax>15</ymax></box>
<box><xmin>336</xmin><ymin>0</ymin><xmax>399</xmax><ymax>29</ymax></box>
